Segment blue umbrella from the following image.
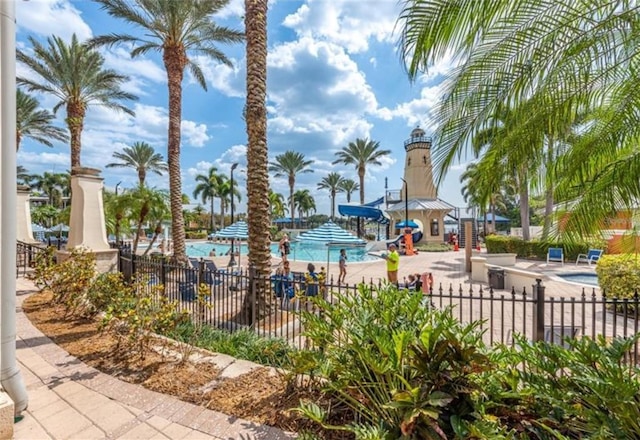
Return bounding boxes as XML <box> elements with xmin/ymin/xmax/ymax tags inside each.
<box><xmin>214</xmin><ymin>221</ymin><xmax>248</xmax><ymax>239</ymax></box>
<box><xmin>396</xmin><ymin>220</ymin><xmax>419</xmax><ymax>229</ymax></box>
<box><xmin>31</xmin><ymin>224</ymin><xmax>50</xmax><ymax>233</ymax></box>
<box><xmin>297</xmin><ymin>221</ymin><xmax>366</xmax><ymax>246</ymax></box>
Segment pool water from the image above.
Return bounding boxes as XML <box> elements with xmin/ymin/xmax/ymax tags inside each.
<box><xmin>556</xmin><ymin>273</ymin><xmax>599</xmax><ymax>286</ymax></box>
<box><xmin>186</xmin><ymin>241</ymin><xmax>377</xmax><ymax>263</ymax></box>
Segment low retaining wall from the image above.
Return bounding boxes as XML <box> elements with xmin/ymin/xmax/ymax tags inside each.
<box><xmin>471</xmin><ymin>254</ymin><xmax>545</xmax><ymax>292</ymax></box>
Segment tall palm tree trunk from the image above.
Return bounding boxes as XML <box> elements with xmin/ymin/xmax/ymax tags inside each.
<box><xmin>16</xmin><ymin>132</ymin><xmax>21</xmax><ymax>151</ymax></box>
<box><xmin>289</xmin><ymin>182</ymin><xmax>295</xmax><ymax>229</ymax></box>
<box><xmin>518</xmin><ymin>170</ymin><xmax>531</xmax><ymax>241</ymax></box>
<box><xmin>210</xmin><ymin>197</ymin><xmax>215</xmax><ymax>232</ymax></box>
<box><xmin>542</xmin><ymin>139</ymin><xmax>555</xmax><ymax>239</ymax></box>
<box><xmin>138</xmin><ymin>169</ymin><xmax>146</xmax><ymax>186</ymax></box>
<box><xmin>330</xmin><ymin>190</ymin><xmax>335</xmax><ymax>220</ymax></box>
<box><xmin>243</xmin><ymin>0</ymin><xmax>272</xmax><ymax>323</ymax></box>
<box><xmin>66</xmin><ymin>101</ymin><xmax>85</xmax><ymax>168</ymax></box>
<box><xmin>164</xmin><ymin>48</ymin><xmax>187</xmax><ymax>264</ymax></box>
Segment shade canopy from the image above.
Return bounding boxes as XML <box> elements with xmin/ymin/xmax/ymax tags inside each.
<box><xmin>396</xmin><ymin>220</ymin><xmax>419</xmax><ymax>229</ymax></box>
<box><xmin>273</xmin><ymin>217</ymin><xmax>303</xmax><ymax>224</ymax></box>
<box><xmin>31</xmin><ymin>224</ymin><xmax>50</xmax><ymax>233</ymax></box>
<box><xmin>477</xmin><ymin>214</ymin><xmax>510</xmax><ymax>223</ymax></box>
<box><xmin>297</xmin><ymin>221</ymin><xmax>366</xmax><ymax>246</ymax></box>
<box><xmin>50</xmin><ymin>223</ymin><xmax>69</xmax><ymax>232</ymax></box>
<box><xmin>214</xmin><ymin>221</ymin><xmax>248</xmax><ymax>239</ymax></box>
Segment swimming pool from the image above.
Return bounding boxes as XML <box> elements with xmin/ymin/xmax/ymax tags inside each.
<box><xmin>186</xmin><ymin>241</ymin><xmax>378</xmax><ymax>263</ymax></box>
<box><xmin>556</xmin><ymin>272</ymin><xmax>599</xmax><ymax>286</ymax></box>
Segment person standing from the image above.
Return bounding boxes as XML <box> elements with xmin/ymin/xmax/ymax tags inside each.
<box><xmin>279</xmin><ymin>233</ymin><xmax>290</xmax><ymax>263</ymax></box>
<box><xmin>338</xmin><ymin>248</ymin><xmax>347</xmax><ymax>284</ymax></box>
<box><xmin>385</xmin><ymin>244</ymin><xmax>400</xmax><ymax>284</ymax></box>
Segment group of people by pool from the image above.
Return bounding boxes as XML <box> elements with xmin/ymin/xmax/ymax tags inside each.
<box><xmin>384</xmin><ymin>243</ymin><xmax>434</xmax><ymax>293</ymax></box>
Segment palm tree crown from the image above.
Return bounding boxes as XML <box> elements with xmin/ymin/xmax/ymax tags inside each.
<box><xmin>337</xmin><ymin>178</ymin><xmax>359</xmax><ymax>203</ymax></box>
<box><xmin>16</xmin><ymin>89</ymin><xmax>68</xmax><ymax>151</ymax></box>
<box><xmin>17</xmin><ymin>34</ymin><xmax>136</xmax><ymax>169</ymax></box>
<box><xmin>269</xmin><ymin>150</ymin><xmax>314</xmax><ymax>228</ymax></box>
<box><xmin>91</xmin><ymin>0</ymin><xmax>243</xmax><ymax>263</ymax></box>
<box><xmin>333</xmin><ymin>138</ymin><xmax>390</xmax><ymax>204</ymax></box>
<box><xmin>317</xmin><ymin>172</ymin><xmax>345</xmax><ymax>220</ymax></box>
<box><xmin>106</xmin><ymin>142</ymin><xmax>168</xmax><ymax>186</ymax></box>
<box><xmin>193</xmin><ymin>166</ymin><xmax>224</xmax><ymax>231</ymax></box>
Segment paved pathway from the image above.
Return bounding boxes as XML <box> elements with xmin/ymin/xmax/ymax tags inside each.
<box><xmin>12</xmin><ymin>277</ymin><xmax>294</xmax><ymax>440</ymax></box>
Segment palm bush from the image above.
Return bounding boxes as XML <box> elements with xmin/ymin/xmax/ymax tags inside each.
<box><xmin>292</xmin><ymin>284</ymin><xmax>495</xmax><ymax>438</ymax></box>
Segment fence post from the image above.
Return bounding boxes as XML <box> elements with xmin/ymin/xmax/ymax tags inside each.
<box><xmin>250</xmin><ymin>265</ymin><xmax>257</xmax><ymax>327</ymax></box>
<box><xmin>160</xmin><ymin>257</ymin><xmax>167</xmax><ymax>287</ymax></box>
<box><xmin>533</xmin><ymin>278</ymin><xmax>545</xmax><ymax>342</ymax></box>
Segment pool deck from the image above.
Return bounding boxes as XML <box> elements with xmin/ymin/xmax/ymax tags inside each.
<box><xmin>278</xmin><ymin>248</ymin><xmax>599</xmax><ymax>297</ymax></box>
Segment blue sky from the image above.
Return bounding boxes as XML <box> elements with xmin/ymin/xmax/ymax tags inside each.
<box><xmin>15</xmin><ymin>0</ymin><xmax>467</xmax><ymax>215</ymax></box>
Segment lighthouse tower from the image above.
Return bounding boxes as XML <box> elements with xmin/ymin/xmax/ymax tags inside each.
<box><xmin>386</xmin><ymin>126</ymin><xmax>454</xmax><ymax>244</ymax></box>
<box><xmin>401</xmin><ymin>126</ymin><xmax>437</xmax><ymax>199</ymax></box>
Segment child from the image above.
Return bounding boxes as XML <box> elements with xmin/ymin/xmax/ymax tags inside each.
<box><xmin>338</xmin><ymin>249</ymin><xmax>347</xmax><ymax>284</ymax></box>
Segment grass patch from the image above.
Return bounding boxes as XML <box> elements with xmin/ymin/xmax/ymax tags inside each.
<box><xmin>415</xmin><ymin>242</ymin><xmax>452</xmax><ymax>252</ymax></box>
<box><xmin>166</xmin><ymin>322</ymin><xmax>294</xmax><ymax>369</ymax></box>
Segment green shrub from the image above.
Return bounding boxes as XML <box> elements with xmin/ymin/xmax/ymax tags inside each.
<box><xmin>185</xmin><ymin>231</ymin><xmax>207</xmax><ymax>239</ymax></box>
<box><xmin>485</xmin><ymin>235</ymin><xmax>606</xmax><ymax>261</ymax></box>
<box><xmin>167</xmin><ymin>322</ymin><xmax>293</xmax><ymax>368</ymax></box>
<box><xmin>415</xmin><ymin>242</ymin><xmax>452</xmax><ymax>252</ymax></box>
<box><xmin>292</xmin><ymin>284</ymin><xmax>498</xmax><ymax>439</ymax></box>
<box><xmin>595</xmin><ymin>254</ymin><xmax>640</xmax><ymax>298</ymax></box>
<box><xmin>482</xmin><ymin>335</ymin><xmax>640</xmax><ymax>439</ymax></box>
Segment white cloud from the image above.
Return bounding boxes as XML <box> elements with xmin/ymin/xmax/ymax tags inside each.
<box><xmin>16</xmin><ymin>0</ymin><xmax>92</xmax><ymax>41</ymax></box>
<box><xmin>102</xmin><ymin>47</ymin><xmax>166</xmax><ymax>84</ymax></box>
<box><xmin>181</xmin><ymin>121</ymin><xmax>210</xmax><ymax>147</ymax></box>
<box><xmin>189</xmin><ymin>55</ymin><xmax>244</xmax><ymax>97</ymax></box>
<box><xmin>18</xmin><ymin>151</ymin><xmax>69</xmax><ymax>170</ymax></box>
<box><xmin>282</xmin><ymin>0</ymin><xmax>398</xmax><ymax>54</ymax></box>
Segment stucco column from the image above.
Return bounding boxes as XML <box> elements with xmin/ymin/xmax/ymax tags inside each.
<box><xmin>57</xmin><ymin>167</ymin><xmax>117</xmax><ymax>273</ymax></box>
<box><xmin>16</xmin><ymin>185</ymin><xmax>37</xmax><ymax>244</ymax></box>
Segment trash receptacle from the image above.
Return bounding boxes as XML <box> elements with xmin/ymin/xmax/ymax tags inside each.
<box><xmin>488</xmin><ymin>267</ymin><xmax>505</xmax><ymax>290</ymax></box>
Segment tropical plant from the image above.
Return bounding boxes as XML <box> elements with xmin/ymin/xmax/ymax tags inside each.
<box><xmin>317</xmin><ymin>172</ymin><xmax>344</xmax><ymax>220</ymax></box>
<box><xmin>193</xmin><ymin>166</ymin><xmax>224</xmax><ymax>231</ymax></box>
<box><xmin>103</xmin><ymin>190</ymin><xmax>132</xmax><ymax>243</ymax></box>
<box><xmin>397</xmin><ymin>0</ymin><xmax>640</xmax><ymax>242</ymax></box>
<box><xmin>269</xmin><ymin>150</ymin><xmax>314</xmax><ymax>228</ymax></box>
<box><xmin>106</xmin><ymin>141</ymin><xmax>168</xmax><ymax>186</ymax></box>
<box><xmin>31</xmin><ymin>171</ymin><xmax>70</xmax><ymax>208</ymax></box>
<box><xmin>332</xmin><ymin>138</ymin><xmax>390</xmax><ymax>205</ymax></box>
<box><xmin>92</xmin><ymin>0</ymin><xmax>243</xmax><ymax>264</ymax></box>
<box><xmin>16</xmin><ymin>88</ymin><xmax>68</xmax><ymax>151</ymax></box>
<box><xmin>268</xmin><ymin>189</ymin><xmax>287</xmax><ymax>219</ymax></box>
<box><xmin>17</xmin><ymin>165</ymin><xmax>37</xmax><ymax>186</ymax></box>
<box><xmin>217</xmin><ymin>178</ymin><xmax>241</xmax><ymax>228</ymax></box>
<box><xmin>120</xmin><ymin>186</ymin><xmax>169</xmax><ymax>254</ymax></box>
<box><xmin>31</xmin><ymin>204</ymin><xmax>60</xmax><ymax>228</ymax></box>
<box><xmin>293</xmin><ymin>285</ymin><xmax>492</xmax><ymax>438</ymax></box>
<box><xmin>292</xmin><ymin>189</ymin><xmax>316</xmax><ymax>220</ymax></box>
<box><xmin>17</xmin><ymin>34</ymin><xmax>135</xmax><ymax>169</ymax></box>
<box><xmin>337</xmin><ymin>178</ymin><xmax>359</xmax><ymax>203</ymax></box>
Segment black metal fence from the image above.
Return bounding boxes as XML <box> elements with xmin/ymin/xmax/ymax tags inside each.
<box><xmin>16</xmin><ymin>241</ymin><xmax>48</xmax><ymax>277</ymax></box>
<box><xmin>118</xmin><ymin>251</ymin><xmax>640</xmax><ymax>362</ymax></box>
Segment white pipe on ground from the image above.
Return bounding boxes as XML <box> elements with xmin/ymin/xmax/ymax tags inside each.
<box><xmin>0</xmin><ymin>0</ymin><xmax>29</xmax><ymax>415</ymax></box>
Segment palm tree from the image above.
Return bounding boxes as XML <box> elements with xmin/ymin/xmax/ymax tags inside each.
<box><xmin>31</xmin><ymin>172</ymin><xmax>69</xmax><ymax>208</ymax></box>
<box><xmin>269</xmin><ymin>151</ymin><xmax>314</xmax><ymax>228</ymax></box>
<box><xmin>17</xmin><ymin>34</ymin><xmax>136</xmax><ymax>169</ymax></box>
<box><xmin>121</xmin><ymin>186</ymin><xmax>168</xmax><ymax>254</ymax></box>
<box><xmin>268</xmin><ymin>190</ymin><xmax>287</xmax><ymax>219</ymax></box>
<box><xmin>218</xmin><ymin>179</ymin><xmax>241</xmax><ymax>227</ymax></box>
<box><xmin>317</xmin><ymin>172</ymin><xmax>345</xmax><ymax>220</ymax></box>
<box><xmin>16</xmin><ymin>89</ymin><xmax>68</xmax><ymax>151</ymax></box>
<box><xmin>333</xmin><ymin>138</ymin><xmax>390</xmax><ymax>205</ymax></box>
<box><xmin>17</xmin><ymin>166</ymin><xmax>37</xmax><ymax>186</ymax></box>
<box><xmin>338</xmin><ymin>178</ymin><xmax>359</xmax><ymax>203</ymax></box>
<box><xmin>106</xmin><ymin>142</ymin><xmax>168</xmax><ymax>186</ymax></box>
<box><xmin>91</xmin><ymin>0</ymin><xmax>243</xmax><ymax>264</ymax></box>
<box><xmin>193</xmin><ymin>166</ymin><xmax>224</xmax><ymax>231</ymax></box>
<box><xmin>397</xmin><ymin>0</ymin><xmax>640</xmax><ymax>239</ymax></box>
<box><xmin>292</xmin><ymin>189</ymin><xmax>316</xmax><ymax>220</ymax></box>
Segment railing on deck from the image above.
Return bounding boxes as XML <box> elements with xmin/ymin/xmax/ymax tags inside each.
<box><xmin>118</xmin><ymin>251</ymin><xmax>640</xmax><ymax>362</ymax></box>
<box><xmin>16</xmin><ymin>240</ymin><xmax>48</xmax><ymax>277</ymax></box>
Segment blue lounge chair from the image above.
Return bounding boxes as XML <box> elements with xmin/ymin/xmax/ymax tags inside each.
<box><xmin>547</xmin><ymin>247</ymin><xmax>564</xmax><ymax>265</ymax></box>
<box><xmin>575</xmin><ymin>249</ymin><xmax>603</xmax><ymax>266</ymax></box>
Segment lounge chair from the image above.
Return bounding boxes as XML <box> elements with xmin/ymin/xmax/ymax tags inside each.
<box><xmin>575</xmin><ymin>249</ymin><xmax>603</xmax><ymax>266</ymax></box>
<box><xmin>547</xmin><ymin>247</ymin><xmax>564</xmax><ymax>265</ymax></box>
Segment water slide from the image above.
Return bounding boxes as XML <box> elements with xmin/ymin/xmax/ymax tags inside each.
<box><xmin>385</xmin><ymin>231</ymin><xmax>423</xmax><ymax>249</ymax></box>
